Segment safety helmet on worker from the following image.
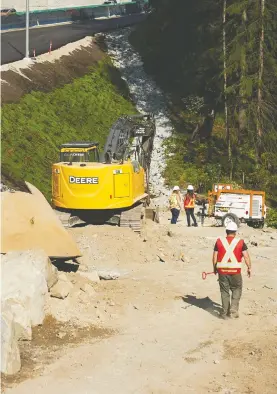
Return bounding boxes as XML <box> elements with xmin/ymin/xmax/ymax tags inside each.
<box><xmin>187</xmin><ymin>185</ymin><xmax>194</xmax><ymax>191</ymax></box>
<box><xmin>226</xmin><ymin>222</ymin><xmax>238</xmax><ymax>232</ymax></box>
<box><xmin>173</xmin><ymin>186</ymin><xmax>180</xmax><ymax>191</ymax></box>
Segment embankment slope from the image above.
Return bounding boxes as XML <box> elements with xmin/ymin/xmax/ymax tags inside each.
<box><xmin>1</xmin><ymin>36</ymin><xmax>136</xmax><ymax>199</ymax></box>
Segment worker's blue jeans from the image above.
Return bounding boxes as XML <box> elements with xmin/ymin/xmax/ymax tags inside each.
<box><xmin>185</xmin><ymin>208</ymin><xmax>197</xmax><ymax>226</ymax></box>
<box><xmin>171</xmin><ymin>208</ymin><xmax>180</xmax><ymax>224</ymax></box>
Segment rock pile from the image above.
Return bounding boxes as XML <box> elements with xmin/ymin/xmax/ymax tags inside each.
<box><xmin>1</xmin><ymin>310</ymin><xmax>21</xmax><ymax>376</ymax></box>
<box><xmin>1</xmin><ymin>250</ymin><xmax>103</xmax><ymax>375</ymax></box>
<box><xmin>1</xmin><ymin>250</ymin><xmax>58</xmax><ymax>375</ymax></box>
<box><xmin>50</xmin><ymin>273</ymin><xmax>73</xmax><ymax>299</ymax></box>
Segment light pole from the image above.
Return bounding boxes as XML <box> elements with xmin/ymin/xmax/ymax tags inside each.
<box><xmin>25</xmin><ymin>0</ymin><xmax>30</xmax><ymax>59</ymax></box>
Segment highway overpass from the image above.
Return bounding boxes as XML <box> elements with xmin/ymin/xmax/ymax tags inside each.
<box><xmin>2</xmin><ymin>1</ymin><xmax>113</xmax><ymax>12</ymax></box>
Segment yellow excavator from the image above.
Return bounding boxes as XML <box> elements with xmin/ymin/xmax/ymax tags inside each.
<box><xmin>52</xmin><ymin>114</ymin><xmax>156</xmax><ymax>231</ymax></box>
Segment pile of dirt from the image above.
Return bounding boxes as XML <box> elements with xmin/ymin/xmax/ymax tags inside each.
<box><xmin>1</xmin><ymin>183</ymin><xmax>80</xmax><ymax>256</ymax></box>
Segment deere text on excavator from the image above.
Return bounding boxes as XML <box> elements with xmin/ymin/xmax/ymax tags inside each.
<box><xmin>52</xmin><ymin>114</ymin><xmax>156</xmax><ymax>231</ymax></box>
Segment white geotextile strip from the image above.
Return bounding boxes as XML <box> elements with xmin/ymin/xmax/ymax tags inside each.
<box><xmin>104</xmin><ymin>28</ymin><xmax>173</xmax><ymax>204</ymax></box>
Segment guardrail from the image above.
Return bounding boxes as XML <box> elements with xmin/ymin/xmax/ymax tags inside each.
<box><xmin>1</xmin><ymin>1</ymin><xmax>147</xmax><ymax>31</ymax></box>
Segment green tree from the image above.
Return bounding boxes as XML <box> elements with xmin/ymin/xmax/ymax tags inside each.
<box><xmin>131</xmin><ymin>0</ymin><xmax>277</xmax><ymax>205</ymax></box>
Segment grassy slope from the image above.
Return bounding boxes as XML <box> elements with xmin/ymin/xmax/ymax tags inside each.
<box><xmin>1</xmin><ymin>60</ymin><xmax>136</xmax><ymax>200</ymax></box>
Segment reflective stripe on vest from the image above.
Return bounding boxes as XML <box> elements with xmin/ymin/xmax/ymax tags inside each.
<box><xmin>184</xmin><ymin>195</ymin><xmax>195</xmax><ymax>208</ymax></box>
<box><xmin>216</xmin><ymin>237</ymin><xmax>242</xmax><ymax>269</ymax></box>
<box><xmin>169</xmin><ymin>194</ymin><xmax>179</xmax><ymax>209</ymax></box>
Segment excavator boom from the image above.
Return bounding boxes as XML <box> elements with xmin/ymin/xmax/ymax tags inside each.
<box><xmin>103</xmin><ymin>114</ymin><xmax>155</xmax><ymax>164</ymax></box>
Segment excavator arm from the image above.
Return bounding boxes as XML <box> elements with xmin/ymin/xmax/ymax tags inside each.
<box><xmin>102</xmin><ymin>114</ymin><xmax>155</xmax><ymax>203</ymax></box>
<box><xmin>103</xmin><ymin>114</ymin><xmax>156</xmax><ymax>169</ymax></box>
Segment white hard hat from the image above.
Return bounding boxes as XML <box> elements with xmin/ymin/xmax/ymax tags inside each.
<box><xmin>173</xmin><ymin>186</ymin><xmax>180</xmax><ymax>191</ymax></box>
<box><xmin>226</xmin><ymin>222</ymin><xmax>238</xmax><ymax>231</ymax></box>
<box><xmin>187</xmin><ymin>185</ymin><xmax>194</xmax><ymax>191</ymax></box>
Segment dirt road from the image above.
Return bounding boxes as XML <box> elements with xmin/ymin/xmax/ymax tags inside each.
<box><xmin>3</xmin><ymin>211</ymin><xmax>277</xmax><ymax>394</ymax></box>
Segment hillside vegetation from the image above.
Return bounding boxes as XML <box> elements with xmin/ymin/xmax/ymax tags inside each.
<box><xmin>130</xmin><ymin>0</ymin><xmax>277</xmax><ymax>220</ymax></box>
<box><xmin>1</xmin><ymin>60</ymin><xmax>135</xmax><ymax>200</ymax></box>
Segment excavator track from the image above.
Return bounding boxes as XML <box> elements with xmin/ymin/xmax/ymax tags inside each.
<box><xmin>54</xmin><ymin>206</ymin><xmax>145</xmax><ymax>232</ymax></box>
<box><xmin>54</xmin><ymin>210</ymin><xmax>81</xmax><ymax>228</ymax></box>
<box><xmin>119</xmin><ymin>204</ymin><xmax>145</xmax><ymax>233</ymax></box>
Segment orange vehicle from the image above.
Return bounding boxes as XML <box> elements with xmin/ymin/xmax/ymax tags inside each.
<box><xmin>208</xmin><ymin>184</ymin><xmax>266</xmax><ymax>228</ymax></box>
<box><xmin>208</xmin><ymin>184</ymin><xmax>233</xmax><ymax>215</ymax></box>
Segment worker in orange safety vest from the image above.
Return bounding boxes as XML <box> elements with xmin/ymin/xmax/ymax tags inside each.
<box><xmin>212</xmin><ymin>222</ymin><xmax>251</xmax><ymax>319</ymax></box>
<box><xmin>184</xmin><ymin>185</ymin><xmax>198</xmax><ymax>227</ymax></box>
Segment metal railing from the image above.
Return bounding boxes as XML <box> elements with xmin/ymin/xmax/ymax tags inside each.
<box><xmin>1</xmin><ymin>1</ymin><xmax>145</xmax><ymax>31</ymax></box>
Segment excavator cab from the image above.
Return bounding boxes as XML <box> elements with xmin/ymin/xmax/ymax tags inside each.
<box><xmin>59</xmin><ymin>142</ymin><xmax>100</xmax><ymax>164</ymax></box>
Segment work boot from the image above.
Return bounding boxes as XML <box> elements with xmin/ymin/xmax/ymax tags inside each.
<box><xmin>219</xmin><ymin>313</ymin><xmax>229</xmax><ymax>320</ymax></box>
<box><xmin>230</xmin><ymin>311</ymin><xmax>239</xmax><ymax>318</ymax></box>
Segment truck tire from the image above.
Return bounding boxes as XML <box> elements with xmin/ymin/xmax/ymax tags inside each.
<box><xmin>222</xmin><ymin>213</ymin><xmax>240</xmax><ymax>228</ymax></box>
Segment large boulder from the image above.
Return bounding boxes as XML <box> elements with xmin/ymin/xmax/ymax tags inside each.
<box><xmin>50</xmin><ymin>280</ymin><xmax>73</xmax><ymax>299</ymax></box>
<box><xmin>46</xmin><ymin>259</ymin><xmax>59</xmax><ymax>290</ymax></box>
<box><xmin>78</xmin><ymin>270</ymin><xmax>100</xmax><ymax>283</ymax></box>
<box><xmin>22</xmin><ymin>250</ymin><xmax>58</xmax><ymax>291</ymax></box>
<box><xmin>98</xmin><ymin>270</ymin><xmax>121</xmax><ymax>280</ymax></box>
<box><xmin>2</xmin><ymin>250</ymin><xmax>49</xmax><ymax>326</ymax></box>
<box><xmin>1</xmin><ymin>310</ymin><xmax>21</xmax><ymax>375</ymax></box>
<box><xmin>50</xmin><ymin>272</ymin><xmax>73</xmax><ymax>299</ymax></box>
<box><xmin>3</xmin><ymin>299</ymin><xmax>32</xmax><ymax>341</ymax></box>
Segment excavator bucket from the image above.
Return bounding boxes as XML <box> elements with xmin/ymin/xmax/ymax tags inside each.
<box><xmin>1</xmin><ymin>182</ymin><xmax>81</xmax><ymax>258</ymax></box>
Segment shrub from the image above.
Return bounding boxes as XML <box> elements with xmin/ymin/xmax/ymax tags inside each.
<box><xmin>266</xmin><ymin>208</ymin><xmax>277</xmax><ymax>229</ymax></box>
